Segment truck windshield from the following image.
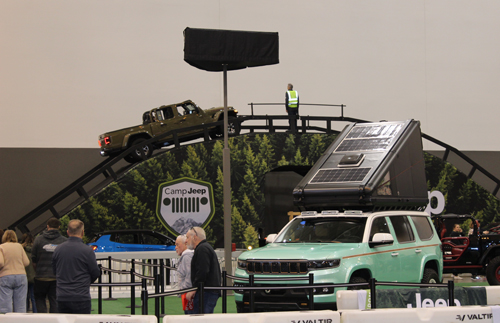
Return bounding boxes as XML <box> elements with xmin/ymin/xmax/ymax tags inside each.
<box><xmin>274</xmin><ymin>217</ymin><xmax>367</xmax><ymax>243</ymax></box>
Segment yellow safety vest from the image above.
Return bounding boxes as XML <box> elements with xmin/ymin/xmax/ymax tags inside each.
<box><xmin>287</xmin><ymin>91</ymin><xmax>298</xmax><ymax>108</ymax></box>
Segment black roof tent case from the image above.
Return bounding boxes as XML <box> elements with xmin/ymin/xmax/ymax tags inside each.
<box><xmin>293</xmin><ymin>119</ymin><xmax>428</xmax><ymax>211</ymax></box>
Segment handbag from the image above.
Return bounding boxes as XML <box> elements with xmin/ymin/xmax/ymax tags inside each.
<box><xmin>181</xmin><ymin>293</ymin><xmax>194</xmax><ymax>311</ymax></box>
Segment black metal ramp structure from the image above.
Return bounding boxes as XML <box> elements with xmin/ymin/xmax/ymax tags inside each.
<box><xmin>8</xmin><ymin>104</ymin><xmax>500</xmax><ymax>234</ymax></box>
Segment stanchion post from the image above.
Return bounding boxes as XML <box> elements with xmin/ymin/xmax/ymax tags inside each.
<box><xmin>165</xmin><ymin>258</ymin><xmax>171</xmax><ymax>285</ymax></box>
<box><xmin>141</xmin><ymin>278</ymin><xmax>148</xmax><ymax>315</ymax></box>
<box><xmin>309</xmin><ymin>273</ymin><xmax>314</xmax><ymax>310</ymax></box>
<box><xmin>160</xmin><ymin>259</ymin><xmax>165</xmax><ymax>314</ymax></box>
<box><xmin>106</xmin><ymin>256</ymin><xmax>116</xmax><ymax>300</ymax></box>
<box><xmin>155</xmin><ymin>273</ymin><xmax>160</xmax><ymax>321</ymax></box>
<box><xmin>369</xmin><ymin>278</ymin><xmax>377</xmax><ymax>309</ymax></box>
<box><xmin>249</xmin><ymin>274</ymin><xmax>255</xmax><ymax>313</ymax></box>
<box><xmin>222</xmin><ymin>270</ymin><xmax>227</xmax><ymax>313</ymax></box>
<box><xmin>130</xmin><ymin>269</ymin><xmax>136</xmax><ymax>315</ymax></box>
<box><xmin>98</xmin><ymin>265</ymin><xmax>103</xmax><ymax>314</ymax></box>
<box><xmin>448</xmin><ymin>280</ymin><xmax>455</xmax><ymax>306</ymax></box>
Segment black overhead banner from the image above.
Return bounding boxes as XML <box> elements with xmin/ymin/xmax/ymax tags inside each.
<box><xmin>183</xmin><ymin>27</ymin><xmax>279</xmax><ymax>72</ymax></box>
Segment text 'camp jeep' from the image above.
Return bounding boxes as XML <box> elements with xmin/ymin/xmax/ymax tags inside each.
<box><xmin>98</xmin><ymin>100</ymin><xmax>238</xmax><ymax>162</ymax></box>
<box><xmin>233</xmin><ymin>119</ymin><xmax>443</xmax><ymax>312</ymax></box>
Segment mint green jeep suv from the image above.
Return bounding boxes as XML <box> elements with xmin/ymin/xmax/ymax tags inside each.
<box><xmin>234</xmin><ymin>210</ymin><xmax>443</xmax><ymax>312</ymax></box>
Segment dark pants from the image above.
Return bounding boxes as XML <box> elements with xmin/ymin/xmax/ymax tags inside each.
<box><xmin>58</xmin><ymin>300</ymin><xmax>92</xmax><ymax>314</ymax></box>
<box><xmin>26</xmin><ymin>282</ymin><xmax>37</xmax><ymax>312</ymax></box>
<box><xmin>34</xmin><ymin>279</ymin><xmax>58</xmax><ymax>313</ymax></box>
<box><xmin>191</xmin><ymin>291</ymin><xmax>219</xmax><ymax>314</ymax></box>
<box><xmin>287</xmin><ymin>108</ymin><xmax>299</xmax><ymax>131</ymax></box>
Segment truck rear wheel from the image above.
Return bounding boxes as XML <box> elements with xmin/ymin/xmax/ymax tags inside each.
<box><xmin>486</xmin><ymin>256</ymin><xmax>500</xmax><ymax>285</ymax></box>
<box><xmin>128</xmin><ymin>138</ymin><xmax>153</xmax><ymax>162</ymax></box>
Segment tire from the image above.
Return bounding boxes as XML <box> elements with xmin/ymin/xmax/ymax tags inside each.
<box><xmin>348</xmin><ymin>276</ymin><xmax>368</xmax><ymax>290</ymax></box>
<box><xmin>210</xmin><ymin>117</ymin><xmax>241</xmax><ymax>139</ymax></box>
<box><xmin>486</xmin><ymin>256</ymin><xmax>500</xmax><ymax>285</ymax></box>
<box><xmin>127</xmin><ymin>138</ymin><xmax>153</xmax><ymax>162</ymax></box>
<box><xmin>227</xmin><ymin>117</ymin><xmax>241</xmax><ymax>136</ymax></box>
<box><xmin>421</xmin><ymin>268</ymin><xmax>440</xmax><ymax>284</ymax></box>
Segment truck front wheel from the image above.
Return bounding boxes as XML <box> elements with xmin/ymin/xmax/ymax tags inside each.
<box><xmin>486</xmin><ymin>256</ymin><xmax>500</xmax><ymax>285</ymax></box>
<box><xmin>128</xmin><ymin>138</ymin><xmax>153</xmax><ymax>162</ymax></box>
<box><xmin>210</xmin><ymin>117</ymin><xmax>241</xmax><ymax>139</ymax></box>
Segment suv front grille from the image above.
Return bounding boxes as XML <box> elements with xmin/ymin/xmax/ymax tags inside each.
<box><xmin>246</xmin><ymin>260</ymin><xmax>308</xmax><ymax>274</ymax></box>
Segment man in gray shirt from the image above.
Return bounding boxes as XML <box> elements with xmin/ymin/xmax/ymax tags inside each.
<box><xmin>52</xmin><ymin>219</ymin><xmax>100</xmax><ymax>314</ymax></box>
<box><xmin>175</xmin><ymin>234</ymin><xmax>194</xmax><ymax>314</ymax></box>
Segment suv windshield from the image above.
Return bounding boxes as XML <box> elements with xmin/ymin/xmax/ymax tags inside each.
<box><xmin>274</xmin><ymin>217</ymin><xmax>367</xmax><ymax>243</ymax></box>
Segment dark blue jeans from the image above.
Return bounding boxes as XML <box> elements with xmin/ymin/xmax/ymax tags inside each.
<box><xmin>191</xmin><ymin>291</ymin><xmax>219</xmax><ymax>314</ymax></box>
<box><xmin>57</xmin><ymin>300</ymin><xmax>92</xmax><ymax>314</ymax></box>
<box><xmin>26</xmin><ymin>282</ymin><xmax>36</xmax><ymax>312</ymax></box>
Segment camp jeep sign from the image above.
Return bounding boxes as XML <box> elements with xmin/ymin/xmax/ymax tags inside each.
<box><xmin>156</xmin><ymin>177</ymin><xmax>214</xmax><ymax>236</ymax></box>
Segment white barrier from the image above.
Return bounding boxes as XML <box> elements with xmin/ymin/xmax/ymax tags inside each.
<box><xmin>337</xmin><ymin>286</ymin><xmax>500</xmax><ymax>310</ymax></box>
<box><xmin>486</xmin><ymin>286</ymin><xmax>500</xmax><ymax>305</ymax></box>
<box><xmin>340</xmin><ymin>305</ymin><xmax>500</xmax><ymax>323</ymax></box>
<box><xmin>162</xmin><ymin>310</ymin><xmax>340</xmax><ymax>323</ymax></box>
<box><xmin>3</xmin><ymin>313</ymin><xmax>157</xmax><ymax>323</ymax></box>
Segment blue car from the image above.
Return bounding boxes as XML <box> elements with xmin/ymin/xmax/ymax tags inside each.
<box><xmin>88</xmin><ymin>229</ymin><xmax>176</xmax><ymax>252</ymax></box>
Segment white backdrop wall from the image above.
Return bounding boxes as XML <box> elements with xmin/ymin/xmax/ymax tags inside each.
<box><xmin>1</xmin><ymin>0</ymin><xmax>499</xmax><ymax>151</ymax></box>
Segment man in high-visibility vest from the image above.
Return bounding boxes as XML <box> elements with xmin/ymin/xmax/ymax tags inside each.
<box><xmin>285</xmin><ymin>83</ymin><xmax>299</xmax><ymax>131</ymax></box>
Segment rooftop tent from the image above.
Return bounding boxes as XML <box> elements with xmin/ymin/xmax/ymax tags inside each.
<box><xmin>293</xmin><ymin>119</ymin><xmax>428</xmax><ymax>211</ymax></box>
<box><xmin>183</xmin><ymin>27</ymin><xmax>279</xmax><ymax>71</ymax></box>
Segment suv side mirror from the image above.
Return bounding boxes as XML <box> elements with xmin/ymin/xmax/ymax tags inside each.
<box><xmin>266</xmin><ymin>234</ymin><xmax>277</xmax><ymax>243</ymax></box>
<box><xmin>369</xmin><ymin>233</ymin><xmax>394</xmax><ymax>248</ymax></box>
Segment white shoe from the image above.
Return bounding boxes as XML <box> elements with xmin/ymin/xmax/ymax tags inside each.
<box><xmin>454</xmin><ymin>275</ymin><xmax>463</xmax><ymax>280</ymax></box>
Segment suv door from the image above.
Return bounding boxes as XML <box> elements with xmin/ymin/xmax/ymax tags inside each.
<box><xmin>367</xmin><ymin>216</ymin><xmax>401</xmax><ymax>282</ymax></box>
<box><xmin>388</xmin><ymin>215</ymin><xmax>421</xmax><ymax>282</ymax></box>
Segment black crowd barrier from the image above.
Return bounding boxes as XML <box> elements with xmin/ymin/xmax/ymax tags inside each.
<box><xmin>92</xmin><ymin>258</ymin><xmax>456</xmax><ymax>321</ymax></box>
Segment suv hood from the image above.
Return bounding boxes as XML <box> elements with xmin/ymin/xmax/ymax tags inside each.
<box><xmin>239</xmin><ymin>242</ymin><xmax>360</xmax><ymax>261</ymax></box>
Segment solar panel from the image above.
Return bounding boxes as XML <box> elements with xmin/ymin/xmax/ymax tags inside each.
<box><xmin>335</xmin><ymin>123</ymin><xmax>403</xmax><ymax>153</ymax></box>
<box><xmin>335</xmin><ymin>138</ymin><xmax>392</xmax><ymax>152</ymax></box>
<box><xmin>309</xmin><ymin>167</ymin><xmax>371</xmax><ymax>184</ymax></box>
<box><xmin>347</xmin><ymin>124</ymin><xmax>402</xmax><ymax>139</ymax></box>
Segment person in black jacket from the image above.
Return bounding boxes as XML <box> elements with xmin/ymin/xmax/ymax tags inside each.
<box><xmin>31</xmin><ymin>218</ymin><xmax>67</xmax><ymax>313</ymax></box>
<box><xmin>52</xmin><ymin>219</ymin><xmax>100</xmax><ymax>314</ymax></box>
<box><xmin>185</xmin><ymin>226</ymin><xmax>221</xmax><ymax>314</ymax></box>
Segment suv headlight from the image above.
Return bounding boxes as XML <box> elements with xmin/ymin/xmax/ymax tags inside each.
<box><xmin>237</xmin><ymin>260</ymin><xmax>247</xmax><ymax>269</ymax></box>
<box><xmin>307</xmin><ymin>259</ymin><xmax>341</xmax><ymax>269</ymax></box>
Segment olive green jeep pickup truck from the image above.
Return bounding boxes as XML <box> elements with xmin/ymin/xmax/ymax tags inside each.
<box><xmin>98</xmin><ymin>100</ymin><xmax>238</xmax><ymax>162</ymax></box>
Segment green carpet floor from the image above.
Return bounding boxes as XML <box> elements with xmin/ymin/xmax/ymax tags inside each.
<box><xmin>91</xmin><ymin>281</ymin><xmax>488</xmax><ymax>315</ymax></box>
<box><xmin>91</xmin><ymin>295</ymin><xmax>237</xmax><ymax>315</ymax></box>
